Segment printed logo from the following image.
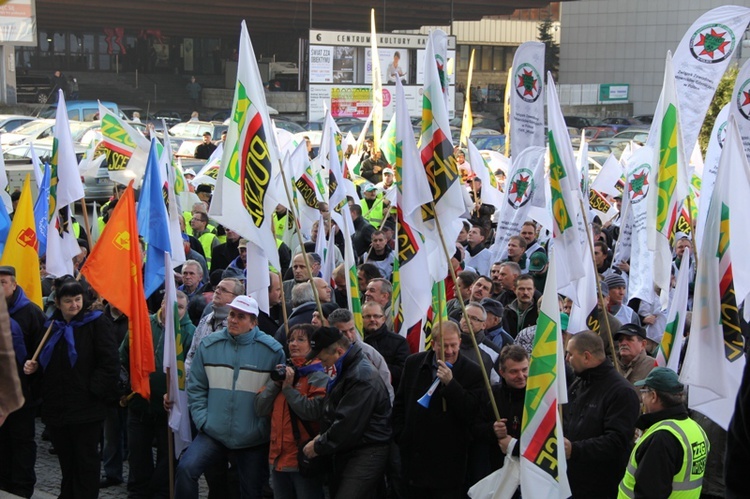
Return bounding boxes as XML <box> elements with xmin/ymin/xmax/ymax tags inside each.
<box><xmin>627</xmin><ymin>163</ymin><xmax>651</xmax><ymax>204</ymax></box>
<box><xmin>689</xmin><ymin>24</ymin><xmax>736</xmax><ymax>64</ymax></box>
<box><xmin>506</xmin><ymin>168</ymin><xmax>534</xmax><ymax>209</ymax></box>
<box><xmin>15</xmin><ymin>227</ymin><xmax>37</xmax><ymax>251</ymax></box>
<box><xmin>737</xmin><ymin>79</ymin><xmax>750</xmax><ymax>120</ymax></box>
<box><xmin>717</xmin><ymin>120</ymin><xmax>728</xmax><ymax>149</ymax></box>
<box><xmin>514</xmin><ymin>63</ymin><xmax>542</xmax><ymax>103</ymax></box>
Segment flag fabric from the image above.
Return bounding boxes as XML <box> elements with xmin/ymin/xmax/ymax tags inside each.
<box><xmin>670</xmin><ymin>5</ymin><xmax>750</xmax><ymax>154</ymax></box>
<box><xmin>0</xmin><ymin>198</ymin><xmax>10</xmax><ymax>254</ymax></box>
<box><xmin>520</xmin><ymin>247</ymin><xmax>571</xmax><ymax>498</ymax></box>
<box><xmin>647</xmin><ymin>52</ymin><xmax>689</xmax><ymax>308</ymax></box>
<box><xmin>468</xmin><ymin>451</ymin><xmax>520</xmax><ymax>499</ymax></box>
<box><xmin>340</xmin><ymin>203</ymin><xmax>363</xmax><ymax>334</ymax></box>
<box><xmin>162</xmin><ymin>251</ymin><xmax>193</xmax><ymax>457</ymax></box>
<box><xmin>98</xmin><ymin>102</ymin><xmax>151</xmax><ymax>186</ymax></box>
<box><xmin>33</xmin><ymin>163</ymin><xmax>50</xmax><ymax>257</ymax></box>
<box><xmin>162</xmin><ymin>142</ymin><xmax>187</xmax><ymax>268</ymax></box>
<box><xmin>45</xmin><ymin>206</ymin><xmax>80</xmax><ymax>279</ymax></box>
<box><xmin>656</xmin><ymin>248</ymin><xmax>691</xmax><ymax>371</ymax></box>
<box><xmin>488</xmin><ymin>146</ymin><xmax>546</xmax><ymax>263</ymax></box>
<box><xmin>509</xmin><ymin>41</ymin><xmax>546</xmax><ymax>156</ymax></box>
<box><xmin>191</xmin><ymin>144</ymin><xmax>223</xmax><ymax>186</ymax></box>
<box><xmin>0</xmin><ymin>175</ymin><xmax>42</xmax><ymax>307</ymax></box>
<box><xmin>394</xmin><ymin>79</ymin><xmax>433</xmax><ymax>352</ymax></box>
<box><xmin>81</xmin><ymin>183</ymin><xmax>154</xmax><ymax>399</ymax></box>
<box><xmin>321</xmin><ymin>114</ymin><xmax>351</xmax><ymax>236</ymax></box>
<box><xmin>466</xmin><ymin>140</ymin><xmax>503</xmax><ymax>209</ymax></box>
<box><xmin>731</xmin><ymin>57</ymin><xmax>750</xmax><ymax>162</ymax></box>
<box><xmin>50</xmin><ymin>91</ymin><xmax>85</xmax><ymax>213</ymax></box>
<box><xmin>546</xmin><ymin>75</ymin><xmax>586</xmax><ymax>294</ymax></box>
<box><xmin>0</xmin><ymin>145</ymin><xmax>11</xmax><ymax>214</ymax></box>
<box><xmin>459</xmin><ymin>49</ymin><xmax>475</xmax><ymax>148</ymax></box>
<box><xmin>370</xmin><ymin>9</ymin><xmax>383</xmax><ymax>153</ymax></box>
<box><xmin>136</xmin><ymin>138</ymin><xmax>172</xmax><ymax>298</ymax></box>
<box><xmin>680</xmin><ymin>116</ymin><xmax>749</xmax><ymax>430</ymax></box>
<box><xmin>208</xmin><ymin>21</ymin><xmax>282</xmax><ymax>272</ymax></box>
<box><xmin>591</xmin><ymin>153</ymin><xmax>624</xmax><ymax>198</ymax></box>
<box><xmin>417</xmin><ymin>30</ymin><xmax>465</xmax><ymax>282</ymax></box>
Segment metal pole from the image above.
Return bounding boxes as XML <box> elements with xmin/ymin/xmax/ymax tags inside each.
<box><xmin>450</xmin><ymin>0</ymin><xmax>454</xmax><ymax>35</ymax></box>
<box><xmin>135</xmin><ymin>69</ymin><xmax>138</xmax><ymax>89</ymax></box>
<box><xmin>309</xmin><ymin>0</ymin><xmax>313</xmax><ymax>29</ymax></box>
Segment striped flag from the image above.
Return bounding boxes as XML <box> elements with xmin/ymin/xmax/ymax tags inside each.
<box><xmin>340</xmin><ymin>204</ymin><xmax>363</xmax><ymax>334</ymax></box>
<box><xmin>520</xmin><ymin>247</ymin><xmax>571</xmax><ymax>498</ymax></box>
<box><xmin>656</xmin><ymin>248</ymin><xmax>691</xmax><ymax>371</ymax></box>
<box><xmin>98</xmin><ymin>102</ymin><xmax>151</xmax><ymax>186</ymax></box>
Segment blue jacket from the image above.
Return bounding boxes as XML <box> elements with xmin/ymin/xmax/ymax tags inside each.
<box><xmin>187</xmin><ymin>326</ymin><xmax>285</xmax><ymax>449</ymax></box>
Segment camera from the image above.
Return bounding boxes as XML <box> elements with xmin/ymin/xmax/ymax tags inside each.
<box><xmin>270</xmin><ymin>364</ymin><xmax>287</xmax><ymax>382</ymax></box>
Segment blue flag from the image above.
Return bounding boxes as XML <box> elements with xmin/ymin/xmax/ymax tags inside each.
<box><xmin>33</xmin><ymin>163</ymin><xmax>51</xmax><ymax>257</ymax></box>
<box><xmin>0</xmin><ymin>197</ymin><xmax>10</xmax><ymax>254</ymax></box>
<box><xmin>137</xmin><ymin>138</ymin><xmax>171</xmax><ymax>298</ymax></box>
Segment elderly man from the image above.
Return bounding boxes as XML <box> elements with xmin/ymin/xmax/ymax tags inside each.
<box><xmin>303</xmin><ymin>327</ymin><xmax>392</xmax><ymax>498</ymax></box>
<box><xmin>176</xmin><ymin>296</ymin><xmax>284</xmax><ymax>499</ymax></box>
<box><xmin>0</xmin><ymin>266</ymin><xmax>46</xmax><ymax>498</ymax></box>
<box><xmin>275</xmin><ymin>282</ymin><xmax>337</xmax><ymax>346</ymax></box>
<box><xmin>458</xmin><ymin>302</ymin><xmax>501</xmax><ymax>384</ymax></box>
<box><xmin>620</xmin><ymin>368</ymin><xmax>709</xmax><ymax>498</ymax></box>
<box><xmin>615</xmin><ymin>324</ymin><xmax>655</xmax><ymax>387</ymax></box>
<box><xmin>283</xmin><ymin>253</ymin><xmax>321</xmax><ymax>311</ymax></box>
<box><xmin>502</xmin><ymin>274</ymin><xmax>539</xmax><ymax>338</ymax></box>
<box><xmin>361</xmin><ymin>301</ymin><xmax>410</xmax><ymax>390</ymax></box>
<box><xmin>563</xmin><ymin>331</ymin><xmax>640</xmax><ymax>499</ymax></box>
<box><xmin>480</xmin><ymin>298</ymin><xmax>513</xmax><ymax>350</ymax></box>
<box><xmin>364</xmin><ymin>278</ymin><xmax>394</xmax><ymax>331</ymax></box>
<box><xmin>394</xmin><ymin>321</ymin><xmax>483</xmax><ymax>498</ymax></box>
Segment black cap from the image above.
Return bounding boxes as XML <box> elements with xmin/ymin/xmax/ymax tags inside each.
<box><xmin>614</xmin><ymin>323</ymin><xmax>647</xmax><ymax>341</ymax></box>
<box><xmin>0</xmin><ymin>265</ymin><xmax>16</xmax><ymax>277</ymax></box>
<box><xmin>306</xmin><ymin>326</ymin><xmax>343</xmax><ymax>361</ymax></box>
<box><xmin>480</xmin><ymin>298</ymin><xmax>504</xmax><ymax>318</ymax></box>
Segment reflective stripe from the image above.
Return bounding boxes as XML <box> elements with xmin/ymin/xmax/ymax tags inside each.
<box><xmin>658</xmin><ymin>421</ymin><xmax>693</xmax><ymax>484</ymax></box>
<box><xmin>672</xmin><ymin>478</ymin><xmax>703</xmax><ymax>491</ymax></box>
<box><xmin>626</xmin><ymin>463</ymin><xmax>636</xmax><ymax>475</ymax></box>
<box><xmin>205</xmin><ymin>364</ymin><xmax>235</xmax><ymax>390</ymax></box>
<box><xmin>618</xmin><ymin>483</ymin><xmax>635</xmax><ymax>499</ymax></box>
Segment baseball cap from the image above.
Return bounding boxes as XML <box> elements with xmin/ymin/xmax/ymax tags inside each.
<box><xmin>228</xmin><ymin>295</ymin><xmax>259</xmax><ymax>316</ymax></box>
<box><xmin>383</xmin><ymin>167</ymin><xmax>394</xmax><ymax>175</ymax></box>
<box><xmin>0</xmin><ymin>265</ymin><xmax>16</xmax><ymax>277</ymax></box>
<box><xmin>306</xmin><ymin>326</ymin><xmax>343</xmax><ymax>360</ymax></box>
<box><xmin>634</xmin><ymin>367</ymin><xmax>684</xmax><ymax>394</ymax></box>
<box><xmin>238</xmin><ymin>238</ymin><xmax>249</xmax><ymax>249</ymax></box>
<box><xmin>364</xmin><ymin>184</ymin><xmax>378</xmax><ymax>192</ymax></box>
<box><xmin>529</xmin><ymin>253</ymin><xmax>548</xmax><ymax>273</ymax></box>
<box><xmin>614</xmin><ymin>323</ymin><xmax>647</xmax><ymax>341</ymax></box>
<box><xmin>184</xmin><ymin>168</ymin><xmax>197</xmax><ymax>177</ymax></box>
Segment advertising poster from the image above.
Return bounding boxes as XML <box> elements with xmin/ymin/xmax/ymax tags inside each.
<box><xmin>333</xmin><ymin>46</ymin><xmax>355</xmax><ymax>83</ymax></box>
<box><xmin>309</xmin><ymin>45</ymin><xmax>334</xmax><ymax>83</ymax></box>
<box><xmin>365</xmin><ymin>48</ymin><xmax>409</xmax><ymax>85</ymax></box>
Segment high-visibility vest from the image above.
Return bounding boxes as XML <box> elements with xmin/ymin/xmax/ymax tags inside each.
<box><xmin>360</xmin><ymin>197</ymin><xmax>385</xmax><ymax>227</ymax></box>
<box><xmin>273</xmin><ymin>212</ymin><xmax>287</xmax><ymax>242</ymax></box>
<box><xmin>197</xmin><ymin>232</ymin><xmax>217</xmax><ymax>265</ymax></box>
<box><xmin>618</xmin><ymin>417</ymin><xmax>709</xmax><ymax>499</ymax></box>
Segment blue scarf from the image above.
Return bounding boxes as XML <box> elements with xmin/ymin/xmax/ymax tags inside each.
<box><xmin>7</xmin><ymin>287</ymin><xmax>31</xmax><ymax>366</ymax></box>
<box><xmin>39</xmin><ymin>310</ymin><xmax>103</xmax><ymax>369</ymax></box>
<box><xmin>297</xmin><ymin>362</ymin><xmax>325</xmax><ymax>377</ymax></box>
<box><xmin>326</xmin><ymin>345</ymin><xmax>353</xmax><ymax>393</ymax></box>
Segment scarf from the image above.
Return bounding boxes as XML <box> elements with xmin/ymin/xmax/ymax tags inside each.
<box><xmin>39</xmin><ymin>310</ymin><xmax>103</xmax><ymax>369</ymax></box>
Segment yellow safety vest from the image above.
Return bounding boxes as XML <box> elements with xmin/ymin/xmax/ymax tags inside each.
<box><xmin>360</xmin><ymin>197</ymin><xmax>385</xmax><ymax>227</ymax></box>
<box><xmin>197</xmin><ymin>232</ymin><xmax>217</xmax><ymax>265</ymax></box>
<box><xmin>618</xmin><ymin>417</ymin><xmax>709</xmax><ymax>499</ymax></box>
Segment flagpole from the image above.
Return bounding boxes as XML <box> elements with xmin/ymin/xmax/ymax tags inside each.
<box><xmin>277</xmin><ymin>269</ymin><xmax>291</xmax><ymax>339</ymax></box>
<box><xmin>79</xmin><ymin>197</ymin><xmax>94</xmax><ymax>252</ymax></box>
<box><xmin>165</xmin><ymin>366</ymin><xmax>175</xmax><ymax>499</ymax></box>
<box><xmin>608</xmin><ymin>194</ymin><xmax>630</xmax><ymax>271</ymax></box>
<box><xmin>685</xmin><ymin>195</ymin><xmax>698</xmax><ymax>271</ymax></box>
<box><xmin>28</xmin><ymin>322</ymin><xmax>54</xmax><ymax>363</ymax></box>
<box><xmin>277</xmin><ymin>160</ymin><xmax>325</xmax><ymax>320</ymax></box>
<box><xmin>431</xmin><ymin>202</ymin><xmax>501</xmax><ymax>421</ymax></box>
<box><xmin>578</xmin><ymin>198</ymin><xmax>621</xmax><ymax>374</ymax></box>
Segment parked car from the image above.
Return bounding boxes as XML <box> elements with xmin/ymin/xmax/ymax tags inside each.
<box><xmin>169</xmin><ymin>121</ymin><xmax>227</xmax><ymax>141</ymax></box>
<box><xmin>632</xmin><ymin>115</ymin><xmax>653</xmax><ymax>125</ymax></box>
<box><xmin>0</xmin><ymin>115</ymin><xmax>35</xmax><ymax>133</ymax></box>
<box><xmin>612</xmin><ymin>127</ymin><xmax>649</xmax><ymax>142</ymax></box>
<box><xmin>601</xmin><ymin>117</ymin><xmax>644</xmax><ymax>133</ymax></box>
<box><xmin>565</xmin><ymin>116</ymin><xmax>604</xmax><ymax>129</ymax></box>
<box><xmin>16</xmin><ymin>74</ymin><xmax>53</xmax><ymax>104</ymax></box>
<box><xmin>472</xmin><ymin>133</ymin><xmax>506</xmax><ymax>152</ymax></box>
<box><xmin>273</xmin><ymin>119</ymin><xmax>305</xmax><ymax>134</ymax></box>
<box><xmin>582</xmin><ymin>126</ymin><xmax>616</xmax><ymax>141</ymax></box>
<box><xmin>40</xmin><ymin>100</ymin><xmax>125</xmax><ymax>122</ymax></box>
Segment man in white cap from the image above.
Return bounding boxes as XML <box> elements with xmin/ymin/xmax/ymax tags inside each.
<box><xmin>175</xmin><ymin>295</ymin><xmax>285</xmax><ymax>499</ymax></box>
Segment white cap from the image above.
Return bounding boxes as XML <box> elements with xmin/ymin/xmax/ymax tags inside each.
<box><xmin>184</xmin><ymin>168</ymin><xmax>197</xmax><ymax>177</ymax></box>
<box><xmin>228</xmin><ymin>295</ymin><xmax>259</xmax><ymax>316</ymax></box>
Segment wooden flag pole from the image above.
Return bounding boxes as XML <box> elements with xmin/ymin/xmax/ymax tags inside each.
<box><xmin>29</xmin><ymin>322</ymin><xmax>54</xmax><ymax>363</ymax></box>
<box><xmin>165</xmin><ymin>366</ymin><xmax>175</xmax><ymax>499</ymax></box>
<box><xmin>79</xmin><ymin>197</ymin><xmax>94</xmax><ymax>252</ymax></box>
<box><xmin>277</xmin><ymin>270</ymin><xmax>291</xmax><ymax>340</ymax></box>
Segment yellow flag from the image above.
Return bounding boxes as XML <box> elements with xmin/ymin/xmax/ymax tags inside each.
<box><xmin>460</xmin><ymin>49</ymin><xmax>475</xmax><ymax>148</ymax></box>
<box><xmin>1</xmin><ymin>175</ymin><xmax>42</xmax><ymax>307</ymax></box>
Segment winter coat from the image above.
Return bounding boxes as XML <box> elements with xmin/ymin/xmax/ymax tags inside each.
<box><xmin>364</xmin><ymin>323</ymin><xmax>410</xmax><ymax>389</ymax></box>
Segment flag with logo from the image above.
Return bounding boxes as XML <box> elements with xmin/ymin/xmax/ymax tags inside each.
<box><xmin>591</xmin><ymin>153</ymin><xmax>624</xmax><ymax>198</ymax></box>
<box><xmin>669</xmin><ymin>5</ymin><xmax>750</xmax><ymax>154</ymax></box>
<box><xmin>394</xmin><ymin>79</ymin><xmax>433</xmax><ymax>352</ymax></box>
<box><xmin>509</xmin><ymin>41</ymin><xmax>545</xmax><ymax>156</ymax></box>
<box><xmin>136</xmin><ymin>138</ymin><xmax>171</xmax><ymax>298</ymax></box>
<box><xmin>521</xmin><ymin>246</ymin><xmax>570</xmax><ymax>499</ymax></box>
<box><xmin>288</xmin><ymin>142</ymin><xmax>321</xmax><ymax>238</ymax></box>
<box><xmin>647</xmin><ymin>52</ymin><xmax>689</xmax><ymax>308</ymax></box>
<box><xmin>208</xmin><ymin>21</ymin><xmax>282</xmax><ymax>272</ymax></box>
<box><xmin>417</xmin><ymin>30</ymin><xmax>465</xmax><ymax>282</ymax></box>
<box><xmin>162</xmin><ymin>251</ymin><xmax>192</xmax><ymax>457</ymax></box>
<box><xmin>546</xmin><ymin>75</ymin><xmax>586</xmax><ymax>295</ymax></box>
<box><xmin>680</xmin><ymin>116</ymin><xmax>749</xmax><ymax>430</ymax></box>
<box><xmin>488</xmin><ymin>146</ymin><xmax>546</xmax><ymax>263</ymax></box>
<box><xmin>340</xmin><ymin>201</ymin><xmax>363</xmax><ymax>334</ymax></box>
<box><xmin>81</xmin><ymin>183</ymin><xmax>154</xmax><ymax>399</ymax></box>
<box><xmin>466</xmin><ymin>140</ymin><xmax>503</xmax><ymax>209</ymax></box>
<box><xmin>191</xmin><ymin>144</ymin><xmax>224</xmax><ymax>186</ymax></box>
<box><xmin>98</xmin><ymin>102</ymin><xmax>151</xmax><ymax>186</ymax></box>
<box><xmin>33</xmin><ymin>163</ymin><xmax>51</xmax><ymax>257</ymax></box>
<box><xmin>0</xmin><ymin>175</ymin><xmax>42</xmax><ymax>307</ymax></box>
<box><xmin>656</xmin><ymin>248</ymin><xmax>691</xmax><ymax>372</ymax></box>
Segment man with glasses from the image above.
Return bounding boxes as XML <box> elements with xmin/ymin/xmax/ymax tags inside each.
<box><xmin>458</xmin><ymin>302</ymin><xmax>501</xmax><ymax>384</ymax></box>
<box><xmin>563</xmin><ymin>331</ymin><xmax>639</xmax><ymax>498</ymax></box>
<box><xmin>362</xmin><ymin>301</ymin><xmax>410</xmax><ymax>390</ymax></box>
<box><xmin>364</xmin><ymin>278</ymin><xmax>394</xmax><ymax>331</ymax></box>
<box><xmin>176</xmin><ymin>295</ymin><xmax>284</xmax><ymax>499</ymax></box>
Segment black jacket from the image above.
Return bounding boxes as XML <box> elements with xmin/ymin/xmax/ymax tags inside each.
<box><xmin>393</xmin><ymin>351</ymin><xmax>483</xmax><ymax>489</ymax></box>
<box><xmin>360</xmin><ymin>155</ymin><xmax>388</xmax><ymax>184</ymax></box>
<box><xmin>364</xmin><ymin>323</ymin><xmax>410</xmax><ymax>389</ymax></box>
<box><xmin>210</xmin><ymin>238</ymin><xmax>240</xmax><ymax>273</ymax></box>
<box><xmin>502</xmin><ymin>300</ymin><xmax>539</xmax><ymax>338</ymax></box>
<box><xmin>7</xmin><ymin>286</ymin><xmax>47</xmax><ymax>405</ymax></box>
<box><xmin>477</xmin><ymin>381</ymin><xmax>525</xmax><ymax>470</ymax></box>
<box><xmin>459</xmin><ymin>331</ymin><xmax>497</xmax><ymax>382</ymax></box>
<box><xmin>726</xmin><ymin>351</ymin><xmax>750</xmax><ymax>499</ymax></box>
<box><xmin>314</xmin><ymin>342</ymin><xmax>392</xmax><ymax>456</ymax></box>
<box><xmin>564</xmin><ymin>360</ymin><xmax>640</xmax><ymax>499</ymax></box>
<box><xmin>352</xmin><ymin>216</ymin><xmax>376</xmax><ymax>258</ymax></box>
<box><xmin>38</xmin><ymin>310</ymin><xmax>120</xmax><ymax>427</ymax></box>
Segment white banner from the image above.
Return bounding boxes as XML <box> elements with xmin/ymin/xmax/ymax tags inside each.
<box><xmin>509</xmin><ymin>41</ymin><xmax>545</xmax><ymax>156</ymax></box>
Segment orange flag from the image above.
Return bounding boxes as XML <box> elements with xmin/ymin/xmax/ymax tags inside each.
<box><xmin>1</xmin><ymin>175</ymin><xmax>42</xmax><ymax>307</ymax></box>
<box><xmin>80</xmin><ymin>182</ymin><xmax>154</xmax><ymax>399</ymax></box>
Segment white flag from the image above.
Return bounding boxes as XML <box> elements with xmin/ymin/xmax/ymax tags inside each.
<box><xmin>695</xmin><ymin>104</ymin><xmax>729</xmax><ymax>252</ymax></box>
<box><xmin>509</xmin><ymin>41</ymin><xmax>546</xmax><ymax>155</ymax></box>
<box><xmin>655</xmin><ymin>248</ymin><xmax>691</xmax><ymax>372</ymax></box>
<box><xmin>52</xmin><ymin>91</ymin><xmax>85</xmax><ymax>209</ymax></box>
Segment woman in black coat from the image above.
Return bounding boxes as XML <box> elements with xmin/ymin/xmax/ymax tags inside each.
<box><xmin>24</xmin><ymin>278</ymin><xmax>119</xmax><ymax>499</ymax></box>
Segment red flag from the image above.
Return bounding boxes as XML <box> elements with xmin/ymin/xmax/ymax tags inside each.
<box><xmin>81</xmin><ymin>182</ymin><xmax>154</xmax><ymax>398</ymax></box>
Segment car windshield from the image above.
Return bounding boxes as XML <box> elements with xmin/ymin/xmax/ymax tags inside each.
<box><xmin>11</xmin><ymin>120</ymin><xmax>52</xmax><ymax>136</ymax></box>
<box><xmin>70</xmin><ymin>122</ymin><xmax>94</xmax><ymax>141</ymax></box>
<box><xmin>170</xmin><ymin>123</ymin><xmax>212</xmax><ymax>137</ymax></box>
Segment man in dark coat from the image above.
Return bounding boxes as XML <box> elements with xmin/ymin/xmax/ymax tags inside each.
<box><xmin>563</xmin><ymin>331</ymin><xmax>640</xmax><ymax>499</ymax></box>
<box><xmin>393</xmin><ymin>321</ymin><xmax>483</xmax><ymax>498</ymax></box>
<box><xmin>362</xmin><ymin>301</ymin><xmax>410</xmax><ymax>390</ymax></box>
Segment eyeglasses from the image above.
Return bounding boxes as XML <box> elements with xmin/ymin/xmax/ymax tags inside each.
<box><xmin>466</xmin><ymin>315</ymin><xmax>485</xmax><ymax>322</ymax></box>
<box><xmin>362</xmin><ymin>314</ymin><xmax>384</xmax><ymax>320</ymax></box>
<box><xmin>214</xmin><ymin>286</ymin><xmax>238</xmax><ymax>295</ymax></box>
<box><xmin>639</xmin><ymin>388</ymin><xmax>653</xmax><ymax>394</ymax></box>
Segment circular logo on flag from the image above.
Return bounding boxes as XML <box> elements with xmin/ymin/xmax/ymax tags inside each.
<box><xmin>736</xmin><ymin>79</ymin><xmax>750</xmax><ymax>121</ymax></box>
<box><xmin>514</xmin><ymin>63</ymin><xmax>542</xmax><ymax>103</ymax></box>
<box><xmin>627</xmin><ymin>163</ymin><xmax>651</xmax><ymax>204</ymax></box>
<box><xmin>506</xmin><ymin>168</ymin><xmax>535</xmax><ymax>209</ymax></box>
<box><xmin>689</xmin><ymin>23</ymin><xmax>736</xmax><ymax>64</ymax></box>
<box><xmin>717</xmin><ymin>120</ymin><xmax>728</xmax><ymax>149</ymax></box>
<box><xmin>382</xmin><ymin>88</ymin><xmax>392</xmax><ymax>108</ymax></box>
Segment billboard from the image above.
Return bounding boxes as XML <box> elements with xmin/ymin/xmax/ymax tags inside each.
<box><xmin>0</xmin><ymin>0</ymin><xmax>36</xmax><ymax>46</ymax></box>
